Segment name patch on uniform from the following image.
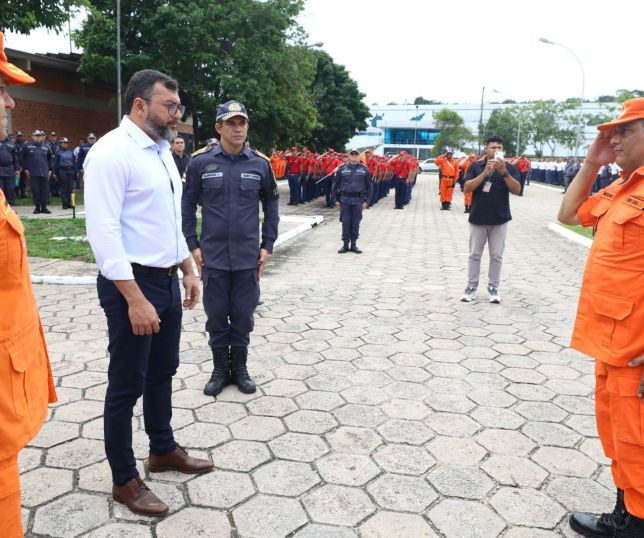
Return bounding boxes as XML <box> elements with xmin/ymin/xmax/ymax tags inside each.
<box><xmin>356</xmin><ymin>169</ymin><xmax>366</xmax><ymax>175</ymax></box>
<box><xmin>241</xmin><ymin>173</ymin><xmax>261</xmax><ymax>180</ymax></box>
<box><xmin>624</xmin><ymin>196</ymin><xmax>644</xmax><ymax>210</ymax></box>
<box><xmin>601</xmin><ymin>191</ymin><xmax>615</xmax><ymax>200</ymax></box>
<box><xmin>202</xmin><ymin>172</ymin><xmax>223</xmax><ymax>179</ymax></box>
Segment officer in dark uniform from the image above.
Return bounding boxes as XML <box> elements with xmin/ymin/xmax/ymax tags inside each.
<box><xmin>53</xmin><ymin>137</ymin><xmax>76</xmax><ymax>209</ymax></box>
<box><xmin>332</xmin><ymin>148</ymin><xmax>373</xmax><ymax>254</ymax></box>
<box><xmin>0</xmin><ymin>131</ymin><xmax>19</xmax><ymax>205</ymax></box>
<box><xmin>171</xmin><ymin>135</ymin><xmax>190</xmax><ymax>184</ymax></box>
<box><xmin>182</xmin><ymin>100</ymin><xmax>279</xmax><ymax>397</ymax></box>
<box><xmin>46</xmin><ymin>131</ymin><xmax>59</xmax><ymax>196</ymax></box>
<box><xmin>76</xmin><ymin>132</ymin><xmax>97</xmax><ymax>189</ymax></box>
<box><xmin>19</xmin><ymin>130</ymin><xmax>53</xmax><ymax>213</ymax></box>
<box><xmin>13</xmin><ymin>131</ymin><xmax>26</xmax><ymax>199</ymax></box>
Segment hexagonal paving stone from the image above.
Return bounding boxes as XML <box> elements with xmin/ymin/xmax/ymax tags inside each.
<box><xmin>247</xmin><ymin>396</ymin><xmax>298</xmax><ymax>417</ymax></box>
<box><xmin>156</xmin><ymin>507</ymin><xmax>230</xmax><ymax>538</ymax></box>
<box><xmin>29</xmin><ymin>420</ymin><xmax>79</xmax><ymax>448</ymax></box>
<box><xmin>53</xmin><ymin>400</ymin><xmax>105</xmax><ymax>422</ymax></box>
<box><xmin>333</xmin><ymin>404</ymin><xmax>387</xmax><ymax>428</ymax></box>
<box><xmin>515</xmin><ymin>401</ymin><xmax>568</xmax><ymax>422</ymax></box>
<box><xmin>522</xmin><ymin>421</ymin><xmax>582</xmax><ymax>448</ymax></box>
<box><xmin>502</xmin><ymin>530</ymin><xmax>560</xmax><ymax>538</ymax></box>
<box><xmin>475</xmin><ymin>429</ymin><xmax>536</xmax><ymax>456</ymax></box>
<box><xmin>263</xmin><ymin>378</ymin><xmax>308</xmax><ymax>397</ymax></box>
<box><xmin>195</xmin><ymin>401</ymin><xmax>248</xmax><ymax>425</ymax></box>
<box><xmin>230</xmin><ymin>415</ymin><xmax>285</xmax><ymax>441</ymax></box>
<box><xmin>32</xmin><ymin>493</ymin><xmax>109</xmax><ymax>537</ymax></box>
<box><xmin>307</xmin><ymin>373</ymin><xmax>353</xmax><ymax>392</ymax></box>
<box><xmin>174</xmin><ymin>422</ymin><xmax>230</xmax><ymax>448</ymax></box>
<box><xmin>285</xmin><ymin>410</ymin><xmax>338</xmax><ymax>434</ymax></box>
<box><xmin>233</xmin><ymin>494</ymin><xmax>308</xmax><ymax>538</ymax></box>
<box><xmin>340</xmin><ymin>386</ymin><xmax>389</xmax><ymax>405</ymax></box>
<box><xmin>426</xmin><ymin>436</ymin><xmax>486</xmax><ymax>465</ymax></box>
<box><xmin>428</xmin><ymin>499</ymin><xmax>506</xmax><ymax>538</ymax></box>
<box><xmin>82</xmin><ymin>522</ymin><xmax>152</xmax><ymax>538</ymax></box>
<box><xmin>506</xmin><ymin>384</ymin><xmax>556</xmax><ymax>402</ymax></box>
<box><xmin>210</xmin><ymin>439</ymin><xmax>271</xmax><ymax>471</ymax></box>
<box><xmin>427</xmin><ymin>464</ymin><xmax>495</xmax><ymax>499</ymax></box>
<box><xmin>381</xmin><ymin>398</ymin><xmax>431</xmax><ymax>420</ymax></box>
<box><xmin>21</xmin><ymin>467</ymin><xmax>74</xmax><ymax>507</ymax></box>
<box><xmin>316</xmin><ymin>453</ymin><xmax>380</xmax><ymax>486</ymax></box>
<box><xmin>545</xmin><ymin>476</ymin><xmax>614</xmax><ymax>513</ymax></box>
<box><xmin>480</xmin><ymin>455</ymin><xmax>548</xmax><ymax>488</ymax></box>
<box><xmin>360</xmin><ymin>512</ymin><xmax>439</xmax><ymax>538</ymax></box>
<box><xmin>325</xmin><ymin>426</ymin><xmax>382</xmax><ymax>454</ymax></box>
<box><xmin>45</xmin><ymin>438</ymin><xmax>105</xmax><ymax>469</ymax></box>
<box><xmin>470</xmin><ymin>407</ymin><xmax>526</xmax><ymax>430</ymax></box>
<box><xmin>425</xmin><ymin>392</ymin><xmax>475</xmax><ymax>414</ymax></box>
<box><xmin>377</xmin><ymin>419</ymin><xmax>434</xmax><ymax>445</ymax></box>
<box><xmin>367</xmin><ymin>473</ymin><xmax>437</xmax><ymax>512</ymax></box>
<box><xmin>18</xmin><ymin>447</ymin><xmax>42</xmax><ymax>473</ymax></box>
<box><xmin>295</xmin><ymin>391</ymin><xmax>346</xmax><ymax>411</ymax></box>
<box><xmin>78</xmin><ymin>460</ymin><xmax>145</xmax><ymax>493</ymax></box>
<box><xmin>425</xmin><ymin>413</ymin><xmax>481</xmax><ymax>437</ymax></box>
<box><xmin>303</xmin><ymin>485</ymin><xmax>375</xmax><ymax>526</ymax></box>
<box><xmin>253</xmin><ymin>460</ymin><xmax>321</xmax><ymax>496</ymax></box>
<box><xmin>373</xmin><ymin>444</ymin><xmax>435</xmax><ymax>475</ymax></box>
<box><xmin>469</xmin><ymin>388</ymin><xmax>516</xmax><ymax>408</ymax></box>
<box><xmin>531</xmin><ymin>447</ymin><xmax>598</xmax><ymax>477</ymax></box>
<box><xmin>384</xmin><ymin>381</ymin><xmax>430</xmax><ymax>400</ymax></box>
<box><xmin>490</xmin><ymin>487</ymin><xmax>566</xmax><ymax>528</ymax></box>
<box><xmin>171</xmin><ymin>388</ymin><xmax>211</xmax><ymax>409</ymax></box>
<box><xmin>187</xmin><ymin>470</ymin><xmax>255</xmax><ymax>508</ymax></box>
<box><xmin>269</xmin><ymin>432</ymin><xmax>330</xmax><ymax>462</ymax></box>
<box><xmin>293</xmin><ymin>524</ymin><xmax>358</xmax><ymax>537</ymax></box>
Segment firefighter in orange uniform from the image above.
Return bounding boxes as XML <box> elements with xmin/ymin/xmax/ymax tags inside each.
<box><xmin>559</xmin><ymin>98</ymin><xmax>644</xmax><ymax>538</ymax></box>
<box><xmin>434</xmin><ymin>150</ymin><xmax>459</xmax><ymax>210</ymax></box>
<box><xmin>460</xmin><ymin>153</ymin><xmax>477</xmax><ymax>213</ymax></box>
<box><xmin>0</xmin><ymin>32</ymin><xmax>57</xmax><ymax>538</ymax></box>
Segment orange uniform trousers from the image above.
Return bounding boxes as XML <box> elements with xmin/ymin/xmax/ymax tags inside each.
<box><xmin>464</xmin><ymin>191</ymin><xmax>473</xmax><ymax>206</ymax></box>
<box><xmin>439</xmin><ymin>177</ymin><xmax>455</xmax><ymax>203</ymax></box>
<box><xmin>0</xmin><ymin>456</ymin><xmax>21</xmax><ymax>538</ymax></box>
<box><xmin>596</xmin><ymin>361</ymin><xmax>644</xmax><ymax>517</ymax></box>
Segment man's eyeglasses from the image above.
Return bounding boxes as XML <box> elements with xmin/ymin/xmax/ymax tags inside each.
<box><xmin>143</xmin><ymin>98</ymin><xmax>185</xmax><ymax>118</ymax></box>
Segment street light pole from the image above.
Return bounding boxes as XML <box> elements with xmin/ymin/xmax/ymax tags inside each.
<box><xmin>539</xmin><ymin>37</ymin><xmax>586</xmax><ymax>156</ymax></box>
<box><xmin>477</xmin><ymin>86</ymin><xmax>486</xmax><ymax>154</ymax></box>
<box><xmin>116</xmin><ymin>0</ymin><xmax>122</xmax><ymax>122</ymax></box>
<box><xmin>492</xmin><ymin>88</ymin><xmax>522</xmax><ymax>155</ymax></box>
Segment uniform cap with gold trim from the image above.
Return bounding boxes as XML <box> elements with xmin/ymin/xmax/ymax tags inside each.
<box><xmin>216</xmin><ymin>100</ymin><xmax>249</xmax><ymax>122</ymax></box>
<box><xmin>0</xmin><ymin>32</ymin><xmax>36</xmax><ymax>85</ymax></box>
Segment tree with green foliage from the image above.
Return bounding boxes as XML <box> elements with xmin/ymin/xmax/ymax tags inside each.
<box><xmin>75</xmin><ymin>0</ymin><xmax>319</xmax><ymax>150</ymax></box>
<box><xmin>305</xmin><ymin>51</ymin><xmax>370</xmax><ymax>151</ymax></box>
<box><xmin>523</xmin><ymin>100</ymin><xmax>560</xmax><ymax>157</ymax></box>
<box><xmin>431</xmin><ymin>109</ymin><xmax>472</xmax><ymax>155</ymax></box>
<box><xmin>414</xmin><ymin>96</ymin><xmax>442</xmax><ymax>105</ymax></box>
<box><xmin>0</xmin><ymin>0</ymin><xmax>83</xmax><ymax>34</ymax></box>
<box><xmin>615</xmin><ymin>89</ymin><xmax>644</xmax><ymax>102</ymax></box>
<box><xmin>482</xmin><ymin>107</ymin><xmax>525</xmax><ymax>156</ymax></box>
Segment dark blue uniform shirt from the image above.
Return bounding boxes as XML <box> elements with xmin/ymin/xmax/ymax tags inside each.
<box><xmin>77</xmin><ymin>143</ymin><xmax>94</xmax><ymax>170</ymax></box>
<box><xmin>19</xmin><ymin>142</ymin><xmax>52</xmax><ymax>177</ymax></box>
<box><xmin>0</xmin><ymin>139</ymin><xmax>19</xmax><ymax>177</ymax></box>
<box><xmin>182</xmin><ymin>144</ymin><xmax>280</xmax><ymax>271</ymax></box>
<box><xmin>331</xmin><ymin>162</ymin><xmax>373</xmax><ymax>205</ymax></box>
<box><xmin>54</xmin><ymin>149</ymin><xmax>76</xmax><ymax>175</ymax></box>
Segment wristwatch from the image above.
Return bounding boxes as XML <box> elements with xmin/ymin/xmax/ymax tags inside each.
<box><xmin>501</xmin><ymin>172</ymin><xmax>509</xmax><ymax>178</ymax></box>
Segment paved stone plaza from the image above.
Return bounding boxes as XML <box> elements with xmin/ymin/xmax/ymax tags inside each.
<box><xmin>20</xmin><ymin>175</ymin><xmax>607</xmax><ymax>537</ymax></box>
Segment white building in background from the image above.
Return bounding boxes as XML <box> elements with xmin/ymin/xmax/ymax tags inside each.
<box><xmin>348</xmin><ymin>102</ymin><xmax>616</xmax><ymax>159</ymax></box>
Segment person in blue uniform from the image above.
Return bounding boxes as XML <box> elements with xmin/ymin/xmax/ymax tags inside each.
<box><xmin>0</xmin><ymin>132</ymin><xmax>19</xmax><ymax>205</ymax></box>
<box><xmin>53</xmin><ymin>137</ymin><xmax>76</xmax><ymax>209</ymax></box>
<box><xmin>332</xmin><ymin>148</ymin><xmax>373</xmax><ymax>254</ymax></box>
<box><xmin>19</xmin><ymin>129</ymin><xmax>53</xmax><ymax>213</ymax></box>
<box><xmin>182</xmin><ymin>100</ymin><xmax>280</xmax><ymax>397</ymax></box>
<box><xmin>46</xmin><ymin>131</ymin><xmax>60</xmax><ymax>196</ymax></box>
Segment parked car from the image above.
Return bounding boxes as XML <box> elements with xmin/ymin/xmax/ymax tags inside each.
<box><xmin>419</xmin><ymin>159</ymin><xmax>439</xmax><ymax>172</ymax></box>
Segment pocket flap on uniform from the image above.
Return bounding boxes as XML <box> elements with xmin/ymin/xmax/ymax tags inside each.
<box><xmin>590</xmin><ymin>198</ymin><xmax>612</xmax><ymax>218</ymax></box>
<box><xmin>616</xmin><ymin>376</ymin><xmax>641</xmax><ymax>397</ymax></box>
<box><xmin>9</xmin><ymin>338</ymin><xmax>38</xmax><ymax>373</ymax></box>
<box><xmin>590</xmin><ymin>293</ymin><xmax>634</xmax><ymax>320</ymax></box>
<box><xmin>613</xmin><ymin>206</ymin><xmax>643</xmax><ymax>225</ymax></box>
<box><xmin>241</xmin><ymin>178</ymin><xmax>261</xmax><ymax>191</ymax></box>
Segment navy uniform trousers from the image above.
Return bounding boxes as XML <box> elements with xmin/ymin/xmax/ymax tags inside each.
<box><xmin>97</xmin><ymin>272</ymin><xmax>181</xmax><ymax>486</ymax></box>
<box><xmin>58</xmin><ymin>169</ymin><xmax>75</xmax><ymax>206</ymax></box>
<box><xmin>0</xmin><ymin>176</ymin><xmax>14</xmax><ymax>205</ymax></box>
<box><xmin>31</xmin><ymin>176</ymin><xmax>49</xmax><ymax>206</ymax></box>
<box><xmin>340</xmin><ymin>202</ymin><xmax>363</xmax><ymax>243</ymax></box>
<box><xmin>203</xmin><ymin>268</ymin><xmax>260</xmax><ymax>348</ymax></box>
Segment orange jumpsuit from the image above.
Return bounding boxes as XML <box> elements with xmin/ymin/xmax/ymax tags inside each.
<box><xmin>571</xmin><ymin>167</ymin><xmax>644</xmax><ymax>517</ymax></box>
<box><xmin>460</xmin><ymin>158</ymin><xmax>475</xmax><ymax>206</ymax></box>
<box><xmin>434</xmin><ymin>155</ymin><xmax>459</xmax><ymax>203</ymax></box>
<box><xmin>270</xmin><ymin>155</ymin><xmax>281</xmax><ymax>179</ymax></box>
<box><xmin>0</xmin><ymin>189</ymin><xmax>57</xmax><ymax>537</ymax></box>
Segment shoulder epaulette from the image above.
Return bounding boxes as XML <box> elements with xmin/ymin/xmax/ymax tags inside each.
<box><xmin>191</xmin><ymin>145</ymin><xmax>211</xmax><ymax>158</ymax></box>
<box><xmin>251</xmin><ymin>148</ymin><xmax>271</xmax><ymax>162</ymax></box>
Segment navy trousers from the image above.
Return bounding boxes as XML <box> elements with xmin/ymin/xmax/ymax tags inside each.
<box><xmin>58</xmin><ymin>170</ymin><xmax>75</xmax><ymax>206</ymax></box>
<box><xmin>203</xmin><ymin>268</ymin><xmax>259</xmax><ymax>348</ymax></box>
<box><xmin>0</xmin><ymin>176</ymin><xmax>14</xmax><ymax>205</ymax></box>
<box><xmin>97</xmin><ymin>272</ymin><xmax>181</xmax><ymax>486</ymax></box>
<box><xmin>394</xmin><ymin>179</ymin><xmax>406</xmax><ymax>208</ymax></box>
<box><xmin>340</xmin><ymin>202</ymin><xmax>363</xmax><ymax>243</ymax></box>
<box><xmin>31</xmin><ymin>176</ymin><xmax>49</xmax><ymax>206</ymax></box>
<box><xmin>288</xmin><ymin>174</ymin><xmax>300</xmax><ymax>204</ymax></box>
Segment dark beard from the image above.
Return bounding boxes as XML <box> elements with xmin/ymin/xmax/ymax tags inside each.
<box><xmin>144</xmin><ymin>117</ymin><xmax>177</xmax><ymax>142</ymax></box>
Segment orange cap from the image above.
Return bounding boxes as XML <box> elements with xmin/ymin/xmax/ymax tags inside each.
<box><xmin>0</xmin><ymin>32</ymin><xmax>35</xmax><ymax>85</ymax></box>
<box><xmin>597</xmin><ymin>98</ymin><xmax>644</xmax><ymax>131</ymax></box>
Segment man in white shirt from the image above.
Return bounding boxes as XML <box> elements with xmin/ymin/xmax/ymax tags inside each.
<box><xmin>85</xmin><ymin>69</ymin><xmax>212</xmax><ymax>518</ymax></box>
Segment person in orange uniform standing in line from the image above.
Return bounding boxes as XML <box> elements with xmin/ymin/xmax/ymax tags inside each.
<box><xmin>435</xmin><ymin>150</ymin><xmax>459</xmax><ymax>210</ymax></box>
<box><xmin>559</xmin><ymin>98</ymin><xmax>644</xmax><ymax>538</ymax></box>
<box><xmin>460</xmin><ymin>153</ymin><xmax>477</xmax><ymax>213</ymax></box>
<box><xmin>0</xmin><ymin>32</ymin><xmax>57</xmax><ymax>538</ymax></box>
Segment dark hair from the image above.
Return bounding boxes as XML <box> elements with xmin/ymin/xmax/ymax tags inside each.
<box><xmin>486</xmin><ymin>135</ymin><xmax>503</xmax><ymax>145</ymax></box>
<box><xmin>125</xmin><ymin>69</ymin><xmax>178</xmax><ymax>113</ymax></box>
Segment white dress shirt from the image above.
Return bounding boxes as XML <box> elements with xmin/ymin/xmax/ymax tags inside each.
<box><xmin>85</xmin><ymin>116</ymin><xmax>189</xmax><ymax>280</ymax></box>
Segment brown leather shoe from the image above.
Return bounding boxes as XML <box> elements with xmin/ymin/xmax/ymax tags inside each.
<box><xmin>148</xmin><ymin>444</ymin><xmax>214</xmax><ymax>474</ymax></box>
<box><xmin>112</xmin><ymin>476</ymin><xmax>168</xmax><ymax>517</ymax></box>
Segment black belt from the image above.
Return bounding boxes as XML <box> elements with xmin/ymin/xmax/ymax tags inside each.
<box><xmin>341</xmin><ymin>191</ymin><xmax>365</xmax><ymax>198</ymax></box>
<box><xmin>131</xmin><ymin>262</ymin><xmax>179</xmax><ymax>276</ymax></box>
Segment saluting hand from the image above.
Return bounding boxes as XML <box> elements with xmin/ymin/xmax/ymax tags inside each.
<box><xmin>586</xmin><ymin>130</ymin><xmax>617</xmax><ymax>167</ymax></box>
<box><xmin>628</xmin><ymin>355</ymin><xmax>644</xmax><ymax>401</ymax></box>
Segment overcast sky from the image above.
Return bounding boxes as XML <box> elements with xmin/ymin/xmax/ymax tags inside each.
<box><xmin>6</xmin><ymin>0</ymin><xmax>643</xmax><ymax>106</ymax></box>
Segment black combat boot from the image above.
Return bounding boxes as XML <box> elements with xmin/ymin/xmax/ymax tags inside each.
<box><xmin>338</xmin><ymin>242</ymin><xmax>350</xmax><ymax>254</ymax></box>
<box><xmin>615</xmin><ymin>513</ymin><xmax>644</xmax><ymax>538</ymax></box>
<box><xmin>203</xmin><ymin>347</ymin><xmax>230</xmax><ymax>397</ymax></box>
<box><xmin>350</xmin><ymin>241</ymin><xmax>362</xmax><ymax>254</ymax></box>
<box><xmin>41</xmin><ymin>205</ymin><xmax>51</xmax><ymax>214</ymax></box>
<box><xmin>230</xmin><ymin>346</ymin><xmax>256</xmax><ymax>394</ymax></box>
<box><xmin>570</xmin><ymin>489</ymin><xmax>627</xmax><ymax>538</ymax></box>
<box><xmin>33</xmin><ymin>204</ymin><xmax>41</xmax><ymax>214</ymax></box>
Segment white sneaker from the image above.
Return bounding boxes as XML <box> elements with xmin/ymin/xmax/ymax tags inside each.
<box><xmin>461</xmin><ymin>287</ymin><xmax>476</xmax><ymax>302</ymax></box>
<box><xmin>488</xmin><ymin>286</ymin><xmax>501</xmax><ymax>304</ymax></box>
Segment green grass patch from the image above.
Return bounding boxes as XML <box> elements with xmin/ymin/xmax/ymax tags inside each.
<box><xmin>22</xmin><ymin>218</ymin><xmax>94</xmax><ymax>262</ymax></box>
<box><xmin>13</xmin><ymin>191</ymin><xmax>85</xmax><ymax>207</ymax></box>
<box><xmin>561</xmin><ymin>223</ymin><xmax>594</xmax><ymax>240</ymax></box>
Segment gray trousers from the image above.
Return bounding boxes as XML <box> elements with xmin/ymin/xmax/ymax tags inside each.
<box><xmin>467</xmin><ymin>222</ymin><xmax>509</xmax><ymax>289</ymax></box>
